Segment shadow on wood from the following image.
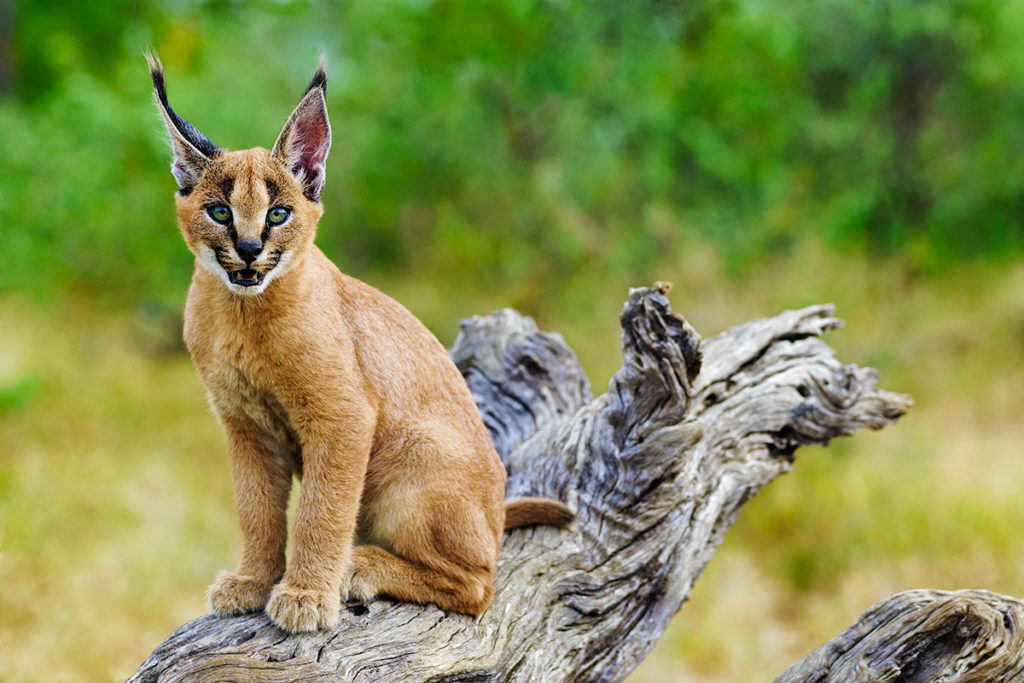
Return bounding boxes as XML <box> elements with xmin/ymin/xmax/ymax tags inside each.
<box><xmin>129</xmin><ymin>285</ymin><xmax>912</xmax><ymax>682</ymax></box>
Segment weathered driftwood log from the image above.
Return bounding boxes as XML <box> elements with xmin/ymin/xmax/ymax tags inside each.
<box><xmin>129</xmin><ymin>285</ymin><xmax>910</xmax><ymax>682</ymax></box>
<box><xmin>774</xmin><ymin>589</ymin><xmax>1024</xmax><ymax>682</ymax></box>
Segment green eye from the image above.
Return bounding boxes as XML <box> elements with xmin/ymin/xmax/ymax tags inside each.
<box><xmin>267</xmin><ymin>207</ymin><xmax>291</xmax><ymax>225</ymax></box>
<box><xmin>207</xmin><ymin>205</ymin><xmax>231</xmax><ymax>224</ymax></box>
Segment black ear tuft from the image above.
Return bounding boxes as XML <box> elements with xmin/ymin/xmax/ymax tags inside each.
<box><xmin>305</xmin><ymin>55</ymin><xmax>327</xmax><ymax>95</ymax></box>
<box><xmin>146</xmin><ymin>52</ymin><xmax>222</xmax><ymax>160</ymax></box>
<box><xmin>146</xmin><ymin>51</ymin><xmax>223</xmax><ymax>190</ymax></box>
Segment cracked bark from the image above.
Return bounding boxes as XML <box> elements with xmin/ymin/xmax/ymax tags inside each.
<box><xmin>774</xmin><ymin>589</ymin><xmax>1024</xmax><ymax>682</ymax></box>
<box><xmin>129</xmin><ymin>285</ymin><xmax>914</xmax><ymax>682</ymax></box>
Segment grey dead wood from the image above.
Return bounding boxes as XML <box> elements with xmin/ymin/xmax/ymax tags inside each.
<box><xmin>774</xmin><ymin>589</ymin><xmax>1024</xmax><ymax>682</ymax></box>
<box><xmin>129</xmin><ymin>285</ymin><xmax>912</xmax><ymax>682</ymax></box>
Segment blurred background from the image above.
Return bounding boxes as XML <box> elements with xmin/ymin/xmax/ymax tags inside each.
<box><xmin>2</xmin><ymin>0</ymin><xmax>1023</xmax><ymax>680</ymax></box>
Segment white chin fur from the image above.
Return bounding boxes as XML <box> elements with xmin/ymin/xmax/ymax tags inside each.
<box><xmin>196</xmin><ymin>245</ymin><xmax>294</xmax><ymax>297</ymax></box>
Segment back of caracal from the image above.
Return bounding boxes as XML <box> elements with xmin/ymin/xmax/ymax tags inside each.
<box><xmin>147</xmin><ymin>54</ymin><xmax>572</xmax><ymax>633</ymax></box>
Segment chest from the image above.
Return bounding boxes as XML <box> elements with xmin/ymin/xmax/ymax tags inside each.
<box><xmin>190</xmin><ymin>325</ymin><xmax>301</xmax><ymax>456</ymax></box>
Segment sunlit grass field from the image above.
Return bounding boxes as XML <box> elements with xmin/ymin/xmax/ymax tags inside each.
<box><xmin>2</xmin><ymin>243</ymin><xmax>1022</xmax><ymax>681</ymax></box>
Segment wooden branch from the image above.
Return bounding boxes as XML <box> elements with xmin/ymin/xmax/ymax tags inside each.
<box><xmin>129</xmin><ymin>285</ymin><xmax>910</xmax><ymax>682</ymax></box>
<box><xmin>774</xmin><ymin>589</ymin><xmax>1024</xmax><ymax>682</ymax></box>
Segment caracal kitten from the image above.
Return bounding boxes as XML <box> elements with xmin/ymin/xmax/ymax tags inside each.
<box><xmin>147</xmin><ymin>54</ymin><xmax>571</xmax><ymax>633</ymax></box>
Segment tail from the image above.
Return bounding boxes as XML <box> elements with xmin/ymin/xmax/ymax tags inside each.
<box><xmin>504</xmin><ymin>497</ymin><xmax>574</xmax><ymax>531</ymax></box>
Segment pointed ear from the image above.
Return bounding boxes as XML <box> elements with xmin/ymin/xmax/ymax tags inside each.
<box><xmin>272</xmin><ymin>57</ymin><xmax>331</xmax><ymax>202</ymax></box>
<box><xmin>146</xmin><ymin>52</ymin><xmax>222</xmax><ymax>192</ymax></box>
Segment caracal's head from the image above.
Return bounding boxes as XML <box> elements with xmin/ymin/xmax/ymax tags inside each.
<box><xmin>147</xmin><ymin>53</ymin><xmax>331</xmax><ymax>296</ymax></box>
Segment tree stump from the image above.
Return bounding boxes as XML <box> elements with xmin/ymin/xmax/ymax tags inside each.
<box><xmin>129</xmin><ymin>284</ymin><xmax>912</xmax><ymax>682</ymax></box>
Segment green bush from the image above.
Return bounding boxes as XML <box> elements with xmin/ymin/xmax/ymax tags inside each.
<box><xmin>3</xmin><ymin>0</ymin><xmax>1023</xmax><ymax>307</ymax></box>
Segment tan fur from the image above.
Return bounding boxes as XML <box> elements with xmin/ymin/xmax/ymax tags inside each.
<box><xmin>149</xmin><ymin>56</ymin><xmax>571</xmax><ymax>633</ymax></box>
<box><xmin>504</xmin><ymin>497</ymin><xmax>574</xmax><ymax>530</ymax></box>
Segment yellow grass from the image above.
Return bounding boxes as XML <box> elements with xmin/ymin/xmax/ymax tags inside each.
<box><xmin>1</xmin><ymin>245</ymin><xmax>1022</xmax><ymax>681</ymax></box>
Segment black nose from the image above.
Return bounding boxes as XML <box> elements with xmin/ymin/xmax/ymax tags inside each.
<box><xmin>235</xmin><ymin>239</ymin><xmax>263</xmax><ymax>264</ymax></box>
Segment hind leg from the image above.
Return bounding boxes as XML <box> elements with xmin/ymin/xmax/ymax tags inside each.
<box><xmin>354</xmin><ymin>422</ymin><xmax>504</xmax><ymax>614</ymax></box>
<box><xmin>348</xmin><ymin>545</ymin><xmax>494</xmax><ymax>615</ymax></box>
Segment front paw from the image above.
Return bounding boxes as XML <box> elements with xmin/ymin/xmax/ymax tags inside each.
<box><xmin>266</xmin><ymin>582</ymin><xmax>340</xmax><ymax>633</ymax></box>
<box><xmin>207</xmin><ymin>571</ymin><xmax>274</xmax><ymax>616</ymax></box>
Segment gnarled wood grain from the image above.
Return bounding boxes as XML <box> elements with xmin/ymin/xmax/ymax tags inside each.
<box><xmin>774</xmin><ymin>589</ymin><xmax>1024</xmax><ymax>682</ymax></box>
<box><xmin>129</xmin><ymin>285</ymin><xmax>911</xmax><ymax>682</ymax></box>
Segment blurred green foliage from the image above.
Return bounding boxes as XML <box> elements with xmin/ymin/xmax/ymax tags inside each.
<box><xmin>4</xmin><ymin>4</ymin><xmax>1024</xmax><ymax>680</ymax></box>
<box><xmin>3</xmin><ymin>0</ymin><xmax>1023</xmax><ymax>308</ymax></box>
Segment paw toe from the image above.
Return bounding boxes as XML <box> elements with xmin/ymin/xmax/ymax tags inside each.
<box><xmin>266</xmin><ymin>583</ymin><xmax>339</xmax><ymax>633</ymax></box>
<box><xmin>348</xmin><ymin>574</ymin><xmax>378</xmax><ymax>602</ymax></box>
<box><xmin>207</xmin><ymin>571</ymin><xmax>272</xmax><ymax>616</ymax></box>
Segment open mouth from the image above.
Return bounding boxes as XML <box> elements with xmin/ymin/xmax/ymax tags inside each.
<box><xmin>228</xmin><ymin>268</ymin><xmax>265</xmax><ymax>287</ymax></box>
